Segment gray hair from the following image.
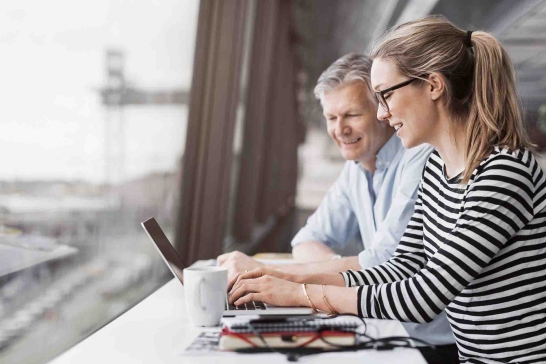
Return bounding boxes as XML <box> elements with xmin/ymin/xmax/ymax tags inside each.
<box><xmin>314</xmin><ymin>53</ymin><xmax>375</xmax><ymax>102</ymax></box>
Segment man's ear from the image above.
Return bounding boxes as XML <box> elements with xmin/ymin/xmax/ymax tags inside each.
<box><xmin>428</xmin><ymin>72</ymin><xmax>446</xmax><ymax>101</ymax></box>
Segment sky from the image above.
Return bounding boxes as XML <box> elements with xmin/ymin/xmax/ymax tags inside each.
<box><xmin>0</xmin><ymin>0</ymin><xmax>199</xmax><ymax>183</ymax></box>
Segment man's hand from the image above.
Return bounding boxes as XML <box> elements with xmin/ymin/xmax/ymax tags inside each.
<box><xmin>217</xmin><ymin>251</ymin><xmax>264</xmax><ymax>281</ymax></box>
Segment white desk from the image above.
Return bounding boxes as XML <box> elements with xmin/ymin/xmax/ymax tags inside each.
<box><xmin>49</xmin><ymin>278</ymin><xmax>426</xmax><ymax>363</ymax></box>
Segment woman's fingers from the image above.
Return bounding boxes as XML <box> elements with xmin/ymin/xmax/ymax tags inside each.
<box><xmin>229</xmin><ymin>272</ymin><xmax>250</xmax><ymax>292</ymax></box>
<box><xmin>228</xmin><ymin>271</ymin><xmax>249</xmax><ymax>292</ymax></box>
<box><xmin>227</xmin><ymin>273</ymin><xmax>241</xmax><ymax>292</ymax></box>
<box><xmin>230</xmin><ymin>276</ymin><xmax>259</xmax><ymax>298</ymax></box>
<box><xmin>246</xmin><ymin>267</ymin><xmax>265</xmax><ymax>279</ymax></box>
<box><xmin>233</xmin><ymin>292</ymin><xmax>262</xmax><ymax>306</ymax></box>
<box><xmin>228</xmin><ymin>268</ymin><xmax>266</xmax><ymax>292</ymax></box>
<box><xmin>228</xmin><ymin>275</ymin><xmax>304</xmax><ymax>307</ymax></box>
<box><xmin>229</xmin><ymin>281</ymin><xmax>261</xmax><ymax>304</ymax></box>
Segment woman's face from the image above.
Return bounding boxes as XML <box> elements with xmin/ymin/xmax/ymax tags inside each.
<box><xmin>370</xmin><ymin>57</ymin><xmax>440</xmax><ymax>149</ymax></box>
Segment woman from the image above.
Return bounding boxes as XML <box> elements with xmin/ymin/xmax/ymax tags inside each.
<box><xmin>229</xmin><ymin>16</ymin><xmax>546</xmax><ymax>363</ymax></box>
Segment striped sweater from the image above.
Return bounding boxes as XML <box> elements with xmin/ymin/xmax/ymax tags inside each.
<box><xmin>341</xmin><ymin>148</ymin><xmax>546</xmax><ymax>363</ymax></box>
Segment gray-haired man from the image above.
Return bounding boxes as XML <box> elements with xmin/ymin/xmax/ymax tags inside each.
<box><xmin>219</xmin><ymin>53</ymin><xmax>458</xmax><ymax>363</ymax></box>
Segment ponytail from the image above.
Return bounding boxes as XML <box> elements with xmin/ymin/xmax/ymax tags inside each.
<box><xmin>463</xmin><ymin>32</ymin><xmax>533</xmax><ymax>182</ymax></box>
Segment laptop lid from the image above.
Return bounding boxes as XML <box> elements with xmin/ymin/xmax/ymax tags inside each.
<box><xmin>141</xmin><ymin>217</ymin><xmax>186</xmax><ymax>285</ymax></box>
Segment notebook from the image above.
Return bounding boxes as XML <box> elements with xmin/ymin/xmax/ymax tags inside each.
<box><xmin>222</xmin><ymin>316</ymin><xmax>362</xmax><ymax>333</ymax></box>
<box><xmin>219</xmin><ymin>316</ymin><xmax>360</xmax><ymax>350</ymax></box>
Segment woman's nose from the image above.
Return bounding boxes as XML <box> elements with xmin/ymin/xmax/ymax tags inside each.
<box><xmin>377</xmin><ymin>105</ymin><xmax>390</xmax><ymax>121</ymax></box>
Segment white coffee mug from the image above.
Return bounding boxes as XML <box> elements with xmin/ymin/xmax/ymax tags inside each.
<box><xmin>183</xmin><ymin>266</ymin><xmax>227</xmax><ymax>327</ymax></box>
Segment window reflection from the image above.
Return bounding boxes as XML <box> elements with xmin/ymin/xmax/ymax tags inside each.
<box><xmin>0</xmin><ymin>1</ymin><xmax>199</xmax><ymax>363</ymax></box>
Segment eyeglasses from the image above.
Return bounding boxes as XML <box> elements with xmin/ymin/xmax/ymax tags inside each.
<box><xmin>374</xmin><ymin>78</ymin><xmax>416</xmax><ymax>112</ymax></box>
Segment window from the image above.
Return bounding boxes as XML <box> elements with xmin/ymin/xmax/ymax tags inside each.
<box><xmin>0</xmin><ymin>1</ymin><xmax>199</xmax><ymax>363</ymax></box>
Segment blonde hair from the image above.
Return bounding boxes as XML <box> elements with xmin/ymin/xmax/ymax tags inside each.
<box><xmin>371</xmin><ymin>15</ymin><xmax>533</xmax><ymax>183</ymax></box>
<box><xmin>314</xmin><ymin>53</ymin><xmax>376</xmax><ymax>105</ymax></box>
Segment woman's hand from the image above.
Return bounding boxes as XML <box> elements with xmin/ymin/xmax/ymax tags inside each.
<box><xmin>227</xmin><ymin>267</ymin><xmax>296</xmax><ymax>292</ymax></box>
<box><xmin>228</xmin><ymin>273</ymin><xmax>306</xmax><ymax>308</ymax></box>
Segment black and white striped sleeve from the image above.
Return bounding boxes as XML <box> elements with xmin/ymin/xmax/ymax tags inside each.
<box><xmin>341</xmin><ymin>181</ymin><xmax>427</xmax><ymax>287</ymax></box>
<box><xmin>353</xmin><ymin>156</ymin><xmax>535</xmax><ymax>323</ymax></box>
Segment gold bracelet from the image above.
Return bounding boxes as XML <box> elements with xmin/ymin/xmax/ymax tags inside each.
<box><xmin>321</xmin><ymin>285</ymin><xmax>338</xmax><ymax>316</ymax></box>
<box><xmin>302</xmin><ymin>284</ymin><xmax>318</xmax><ymax>313</ymax></box>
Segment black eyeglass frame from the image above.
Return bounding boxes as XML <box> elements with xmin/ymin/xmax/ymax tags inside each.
<box><xmin>375</xmin><ymin>78</ymin><xmax>416</xmax><ymax>112</ymax></box>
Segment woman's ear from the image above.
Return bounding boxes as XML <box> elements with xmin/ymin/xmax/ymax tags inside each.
<box><xmin>428</xmin><ymin>72</ymin><xmax>446</xmax><ymax>101</ymax></box>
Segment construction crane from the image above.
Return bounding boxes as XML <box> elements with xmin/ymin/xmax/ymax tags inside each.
<box><xmin>97</xmin><ymin>48</ymin><xmax>189</xmax><ymax>187</ymax></box>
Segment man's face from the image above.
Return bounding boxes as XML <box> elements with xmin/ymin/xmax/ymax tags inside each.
<box><xmin>322</xmin><ymin>81</ymin><xmax>392</xmax><ymax>165</ymax></box>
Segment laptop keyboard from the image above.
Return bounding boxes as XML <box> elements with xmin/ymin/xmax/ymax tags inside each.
<box><xmin>227</xmin><ymin>301</ymin><xmax>267</xmax><ymax>310</ymax></box>
<box><xmin>226</xmin><ymin>293</ymin><xmax>267</xmax><ymax>310</ymax></box>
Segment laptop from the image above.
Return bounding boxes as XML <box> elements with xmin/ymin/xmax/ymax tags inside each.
<box><xmin>141</xmin><ymin>217</ymin><xmax>314</xmax><ymax>316</ymax></box>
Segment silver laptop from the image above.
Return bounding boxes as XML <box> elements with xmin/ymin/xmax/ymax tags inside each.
<box><xmin>141</xmin><ymin>217</ymin><xmax>313</xmax><ymax>316</ymax></box>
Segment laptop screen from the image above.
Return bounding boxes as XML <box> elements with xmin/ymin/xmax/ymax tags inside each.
<box><xmin>141</xmin><ymin>217</ymin><xmax>186</xmax><ymax>284</ymax></box>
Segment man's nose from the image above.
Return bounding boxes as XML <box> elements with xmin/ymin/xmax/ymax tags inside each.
<box><xmin>336</xmin><ymin>118</ymin><xmax>350</xmax><ymax>135</ymax></box>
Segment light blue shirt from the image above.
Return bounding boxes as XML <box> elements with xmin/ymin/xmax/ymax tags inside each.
<box><xmin>291</xmin><ymin>134</ymin><xmax>455</xmax><ymax>345</ymax></box>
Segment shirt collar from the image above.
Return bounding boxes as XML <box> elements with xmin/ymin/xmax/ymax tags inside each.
<box><xmin>354</xmin><ymin>134</ymin><xmax>402</xmax><ymax>171</ymax></box>
<box><xmin>376</xmin><ymin>134</ymin><xmax>402</xmax><ymax>170</ymax></box>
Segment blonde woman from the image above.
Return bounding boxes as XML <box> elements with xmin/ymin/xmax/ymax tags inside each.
<box><xmin>229</xmin><ymin>16</ymin><xmax>546</xmax><ymax>363</ymax></box>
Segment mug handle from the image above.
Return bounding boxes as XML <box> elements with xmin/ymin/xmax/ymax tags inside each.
<box><xmin>192</xmin><ymin>277</ymin><xmax>206</xmax><ymax>312</ymax></box>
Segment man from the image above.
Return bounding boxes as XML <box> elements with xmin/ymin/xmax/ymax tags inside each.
<box><xmin>219</xmin><ymin>53</ymin><xmax>427</xmax><ymax>278</ymax></box>
<box><xmin>218</xmin><ymin>53</ymin><xmax>457</xmax><ymax>362</ymax></box>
